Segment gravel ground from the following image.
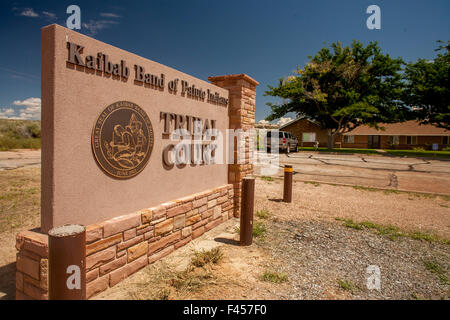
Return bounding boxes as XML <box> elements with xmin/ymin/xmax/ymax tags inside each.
<box><xmin>262</xmin><ymin>218</ymin><xmax>449</xmax><ymax>300</ymax></box>
<box><xmin>254</xmin><ymin>179</ymin><xmax>450</xmax><ymax>239</ymax></box>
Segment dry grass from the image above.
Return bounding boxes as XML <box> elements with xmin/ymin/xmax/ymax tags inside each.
<box><xmin>129</xmin><ymin>265</ymin><xmax>216</xmax><ymax>300</ymax></box>
<box><xmin>128</xmin><ymin>248</ymin><xmax>224</xmax><ymax>300</ymax></box>
<box><xmin>423</xmin><ymin>259</ymin><xmax>449</xmax><ymax>285</ymax></box>
<box><xmin>256</xmin><ymin>209</ymin><xmax>271</xmax><ymax>219</ymax></box>
<box><xmin>353</xmin><ymin>185</ymin><xmax>450</xmax><ymax>201</ymax></box>
<box><xmin>169</xmin><ymin>267</ymin><xmax>215</xmax><ymax>291</ymax></box>
<box><xmin>0</xmin><ymin>167</ymin><xmax>40</xmax><ymax>232</ymax></box>
<box><xmin>0</xmin><ymin>167</ymin><xmax>41</xmax><ymax>300</ymax></box>
<box><xmin>337</xmin><ymin>279</ymin><xmax>356</xmax><ymax>293</ymax></box>
<box><xmin>335</xmin><ymin>218</ymin><xmax>450</xmax><ymax>244</ymax></box>
<box><xmin>252</xmin><ymin>221</ymin><xmax>267</xmax><ymax>239</ymax></box>
<box><xmin>261</xmin><ymin>270</ymin><xmax>288</xmax><ymax>283</ymax></box>
<box><xmin>191</xmin><ymin>248</ymin><xmax>223</xmax><ymax>267</ymax></box>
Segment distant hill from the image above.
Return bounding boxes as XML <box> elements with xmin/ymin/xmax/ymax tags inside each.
<box><xmin>0</xmin><ymin>119</ymin><xmax>41</xmax><ymax>151</ymax></box>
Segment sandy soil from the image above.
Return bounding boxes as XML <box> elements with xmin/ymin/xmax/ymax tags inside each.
<box><xmin>254</xmin><ymin>179</ymin><xmax>450</xmax><ymax>239</ymax></box>
<box><xmin>94</xmin><ymin>219</ymin><xmax>291</xmax><ymax>300</ymax></box>
<box><xmin>97</xmin><ymin>179</ymin><xmax>449</xmax><ymax>300</ymax></box>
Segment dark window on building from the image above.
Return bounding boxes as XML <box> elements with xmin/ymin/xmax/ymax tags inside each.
<box><xmin>444</xmin><ymin>136</ymin><xmax>449</xmax><ymax>145</ymax></box>
<box><xmin>343</xmin><ymin>135</ymin><xmax>354</xmax><ymax>143</ymax></box>
<box><xmin>388</xmin><ymin>136</ymin><xmax>399</xmax><ymax>145</ymax></box>
<box><xmin>406</xmin><ymin>136</ymin><xmax>417</xmax><ymax>145</ymax></box>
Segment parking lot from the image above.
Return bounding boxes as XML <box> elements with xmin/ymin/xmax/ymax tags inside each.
<box><xmin>0</xmin><ymin>150</ymin><xmax>41</xmax><ymax>171</ymax></box>
<box><xmin>255</xmin><ymin>152</ymin><xmax>450</xmax><ymax>195</ymax></box>
<box><xmin>2</xmin><ymin>150</ymin><xmax>449</xmax><ymax>195</ymax></box>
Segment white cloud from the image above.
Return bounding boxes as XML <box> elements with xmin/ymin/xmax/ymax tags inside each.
<box><xmin>9</xmin><ymin>98</ymin><xmax>41</xmax><ymax>120</ymax></box>
<box><xmin>42</xmin><ymin>11</ymin><xmax>57</xmax><ymax>19</ymax></box>
<box><xmin>14</xmin><ymin>6</ymin><xmax>57</xmax><ymax>20</ymax></box>
<box><xmin>82</xmin><ymin>20</ymin><xmax>119</xmax><ymax>35</ymax></box>
<box><xmin>13</xmin><ymin>97</ymin><xmax>41</xmax><ymax>108</ymax></box>
<box><xmin>20</xmin><ymin>8</ymin><xmax>39</xmax><ymax>18</ymax></box>
<box><xmin>100</xmin><ymin>13</ymin><xmax>121</xmax><ymax>18</ymax></box>
<box><xmin>0</xmin><ymin>108</ymin><xmax>15</xmax><ymax>119</ymax></box>
<box><xmin>277</xmin><ymin>117</ymin><xmax>293</xmax><ymax>126</ymax></box>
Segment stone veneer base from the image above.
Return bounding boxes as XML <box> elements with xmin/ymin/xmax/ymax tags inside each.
<box><xmin>15</xmin><ymin>184</ymin><xmax>234</xmax><ymax>300</ymax></box>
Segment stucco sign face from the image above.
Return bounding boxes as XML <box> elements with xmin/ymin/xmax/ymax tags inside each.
<box><xmin>91</xmin><ymin>101</ymin><xmax>154</xmax><ymax>179</ymax></box>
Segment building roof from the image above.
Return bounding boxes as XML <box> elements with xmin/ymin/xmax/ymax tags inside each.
<box><xmin>279</xmin><ymin>117</ymin><xmax>319</xmax><ymax>129</ymax></box>
<box><xmin>343</xmin><ymin>121</ymin><xmax>449</xmax><ymax>136</ymax></box>
<box><xmin>255</xmin><ymin>123</ymin><xmax>279</xmax><ymax>129</ymax></box>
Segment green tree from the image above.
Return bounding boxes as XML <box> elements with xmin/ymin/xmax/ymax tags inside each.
<box><xmin>265</xmin><ymin>41</ymin><xmax>407</xmax><ymax>149</ymax></box>
<box><xmin>404</xmin><ymin>40</ymin><xmax>449</xmax><ymax>129</ymax></box>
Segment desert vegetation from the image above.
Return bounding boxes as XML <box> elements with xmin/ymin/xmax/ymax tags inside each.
<box><xmin>0</xmin><ymin>119</ymin><xmax>41</xmax><ymax>151</ymax></box>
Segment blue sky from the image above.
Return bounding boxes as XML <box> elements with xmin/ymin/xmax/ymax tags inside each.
<box><xmin>0</xmin><ymin>0</ymin><xmax>449</xmax><ymax>122</ymax></box>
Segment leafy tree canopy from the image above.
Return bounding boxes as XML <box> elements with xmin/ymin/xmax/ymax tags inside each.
<box><xmin>264</xmin><ymin>40</ymin><xmax>408</xmax><ymax>148</ymax></box>
<box><xmin>404</xmin><ymin>40</ymin><xmax>449</xmax><ymax>129</ymax></box>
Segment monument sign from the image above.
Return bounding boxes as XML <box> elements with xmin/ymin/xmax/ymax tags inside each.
<box><xmin>15</xmin><ymin>24</ymin><xmax>258</xmax><ymax>300</ymax></box>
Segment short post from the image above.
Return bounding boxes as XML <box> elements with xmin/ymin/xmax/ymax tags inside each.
<box><xmin>240</xmin><ymin>177</ymin><xmax>255</xmax><ymax>246</ymax></box>
<box><xmin>283</xmin><ymin>165</ymin><xmax>293</xmax><ymax>203</ymax></box>
<box><xmin>48</xmin><ymin>225</ymin><xmax>86</xmax><ymax>300</ymax></box>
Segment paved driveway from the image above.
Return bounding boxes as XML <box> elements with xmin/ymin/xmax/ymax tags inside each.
<box><xmin>254</xmin><ymin>152</ymin><xmax>450</xmax><ymax>195</ymax></box>
<box><xmin>1</xmin><ymin>150</ymin><xmax>449</xmax><ymax>195</ymax></box>
<box><xmin>0</xmin><ymin>150</ymin><xmax>41</xmax><ymax>170</ymax></box>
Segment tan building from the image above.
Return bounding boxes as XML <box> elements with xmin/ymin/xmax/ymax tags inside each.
<box><xmin>341</xmin><ymin>121</ymin><xmax>449</xmax><ymax>150</ymax></box>
<box><xmin>280</xmin><ymin>118</ymin><xmax>450</xmax><ymax>150</ymax></box>
<box><xmin>279</xmin><ymin>118</ymin><xmax>328</xmax><ymax>147</ymax></box>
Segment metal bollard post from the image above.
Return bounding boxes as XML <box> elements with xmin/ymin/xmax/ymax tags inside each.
<box><xmin>48</xmin><ymin>224</ymin><xmax>86</xmax><ymax>300</ymax></box>
<box><xmin>283</xmin><ymin>165</ymin><xmax>293</xmax><ymax>203</ymax></box>
<box><xmin>240</xmin><ymin>177</ymin><xmax>255</xmax><ymax>246</ymax></box>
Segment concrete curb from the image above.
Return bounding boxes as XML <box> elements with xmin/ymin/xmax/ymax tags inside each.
<box><xmin>254</xmin><ymin>174</ymin><xmax>450</xmax><ymax>198</ymax></box>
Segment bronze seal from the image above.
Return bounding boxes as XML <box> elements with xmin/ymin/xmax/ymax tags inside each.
<box><xmin>92</xmin><ymin>101</ymin><xmax>154</xmax><ymax>179</ymax></box>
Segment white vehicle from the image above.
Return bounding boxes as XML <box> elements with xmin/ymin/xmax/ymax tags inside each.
<box><xmin>266</xmin><ymin>131</ymin><xmax>298</xmax><ymax>153</ymax></box>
